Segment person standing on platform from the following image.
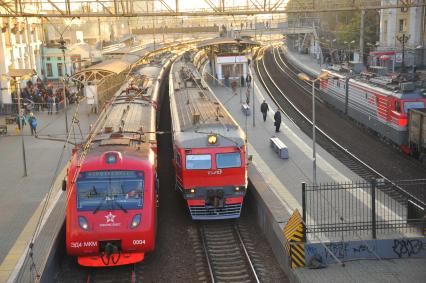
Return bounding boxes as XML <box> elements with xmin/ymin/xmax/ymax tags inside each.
<box><xmin>260</xmin><ymin>100</ymin><xmax>269</xmax><ymax>122</ymax></box>
<box><xmin>274</xmin><ymin>109</ymin><xmax>282</xmax><ymax>132</ymax></box>
<box><xmin>246</xmin><ymin>73</ymin><xmax>252</xmax><ymax>88</ymax></box>
<box><xmin>16</xmin><ymin>110</ymin><xmax>27</xmax><ymax>131</ymax></box>
<box><xmin>28</xmin><ymin>112</ymin><xmax>37</xmax><ymax>136</ymax></box>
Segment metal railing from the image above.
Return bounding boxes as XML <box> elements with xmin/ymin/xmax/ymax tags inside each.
<box><xmin>302</xmin><ymin>179</ymin><xmax>426</xmax><ymax>241</ymax></box>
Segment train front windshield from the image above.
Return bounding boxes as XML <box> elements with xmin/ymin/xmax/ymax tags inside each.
<box><xmin>76</xmin><ymin>170</ymin><xmax>144</xmax><ymax>212</ymax></box>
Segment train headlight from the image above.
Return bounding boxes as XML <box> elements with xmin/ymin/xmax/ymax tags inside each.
<box><xmin>235</xmin><ymin>187</ymin><xmax>240</xmax><ymax>192</ymax></box>
<box><xmin>130</xmin><ymin>214</ymin><xmax>141</xmax><ymax>229</ymax></box>
<box><xmin>78</xmin><ymin>216</ymin><xmax>89</xmax><ymax>231</ymax></box>
<box><xmin>190</xmin><ymin>189</ymin><xmax>195</xmax><ymax>194</ymax></box>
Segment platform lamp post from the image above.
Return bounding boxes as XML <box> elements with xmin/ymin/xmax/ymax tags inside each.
<box><xmin>298</xmin><ymin>71</ymin><xmax>331</xmax><ymax>185</ymax></box>
<box><xmin>397</xmin><ymin>33</ymin><xmax>410</xmax><ymax>73</ymax></box>
<box><xmin>2</xmin><ymin>70</ymin><xmax>36</xmax><ymax>177</ymax></box>
<box><xmin>235</xmin><ymin>37</ymin><xmax>243</xmax><ymax>104</ymax></box>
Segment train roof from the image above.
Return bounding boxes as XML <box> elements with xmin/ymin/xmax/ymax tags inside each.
<box><xmin>90</xmin><ymin>60</ymin><xmax>166</xmax><ymax>147</ymax></box>
<box><xmin>169</xmin><ymin>56</ymin><xmax>245</xmax><ymax>148</ymax></box>
<box><xmin>324</xmin><ymin>68</ymin><xmax>425</xmax><ymax>100</ymax></box>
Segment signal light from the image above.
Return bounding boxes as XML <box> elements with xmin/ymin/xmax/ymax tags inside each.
<box><xmin>208</xmin><ymin>134</ymin><xmax>217</xmax><ymax>144</ymax></box>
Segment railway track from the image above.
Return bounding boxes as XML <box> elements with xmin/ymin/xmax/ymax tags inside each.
<box><xmin>199</xmin><ymin>222</ymin><xmax>260</xmax><ymax>283</ymax></box>
<box><xmin>86</xmin><ymin>263</ymin><xmax>137</xmax><ymax>283</ymax></box>
<box><xmin>255</xmin><ymin>45</ymin><xmax>425</xmax><ymax>206</ymax></box>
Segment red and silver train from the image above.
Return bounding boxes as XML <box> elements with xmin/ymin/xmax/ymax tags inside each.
<box><xmin>169</xmin><ymin>55</ymin><xmax>248</xmax><ymax>220</ymax></box>
<box><xmin>65</xmin><ymin>55</ymin><xmax>172</xmax><ymax>267</ymax></box>
<box><xmin>319</xmin><ymin>70</ymin><xmax>426</xmax><ymax>151</ymax></box>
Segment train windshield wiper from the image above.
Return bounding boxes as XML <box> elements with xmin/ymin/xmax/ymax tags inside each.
<box><xmin>112</xmin><ymin>198</ymin><xmax>128</xmax><ymax>213</ymax></box>
<box><xmin>93</xmin><ymin>195</ymin><xmax>108</xmax><ymax>214</ymax></box>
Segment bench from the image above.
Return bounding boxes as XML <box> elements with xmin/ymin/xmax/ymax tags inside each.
<box><xmin>241</xmin><ymin>103</ymin><xmax>251</xmax><ymax>116</ymax></box>
<box><xmin>5</xmin><ymin>117</ymin><xmax>15</xmax><ymax>125</ymax></box>
<box><xmin>270</xmin><ymin>137</ymin><xmax>289</xmax><ymax>159</ymax></box>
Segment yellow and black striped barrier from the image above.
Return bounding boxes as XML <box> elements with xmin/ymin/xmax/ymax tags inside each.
<box><xmin>283</xmin><ymin>209</ymin><xmax>306</xmax><ymax>269</ymax></box>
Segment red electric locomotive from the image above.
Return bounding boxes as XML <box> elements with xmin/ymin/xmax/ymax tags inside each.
<box><xmin>169</xmin><ymin>55</ymin><xmax>248</xmax><ymax>220</ymax></box>
<box><xmin>65</xmin><ymin>59</ymin><xmax>170</xmax><ymax>267</ymax></box>
<box><xmin>319</xmin><ymin>70</ymin><xmax>426</xmax><ymax>149</ymax></box>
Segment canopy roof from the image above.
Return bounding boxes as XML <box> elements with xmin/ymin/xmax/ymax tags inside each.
<box><xmin>6</xmin><ymin>69</ymin><xmax>36</xmax><ymax>79</ymax></box>
<box><xmin>71</xmin><ymin>59</ymin><xmax>131</xmax><ymax>84</ymax></box>
<box><xmin>197</xmin><ymin>37</ymin><xmax>259</xmax><ymax>48</ymax></box>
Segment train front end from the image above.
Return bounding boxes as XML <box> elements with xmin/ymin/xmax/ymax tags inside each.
<box><xmin>174</xmin><ymin>133</ymin><xmax>247</xmax><ymax>220</ymax></box>
<box><xmin>66</xmin><ymin>149</ymin><xmax>157</xmax><ymax>267</ymax></box>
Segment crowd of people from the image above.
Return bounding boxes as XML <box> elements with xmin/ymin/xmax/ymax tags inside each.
<box><xmin>12</xmin><ymin>78</ymin><xmax>73</xmax><ymax>114</ymax></box>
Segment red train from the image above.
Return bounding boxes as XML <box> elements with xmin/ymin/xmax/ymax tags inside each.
<box><xmin>319</xmin><ymin>70</ymin><xmax>426</xmax><ymax>152</ymax></box>
<box><xmin>65</xmin><ymin>57</ymin><xmax>171</xmax><ymax>267</ymax></box>
<box><xmin>169</xmin><ymin>55</ymin><xmax>248</xmax><ymax>220</ymax></box>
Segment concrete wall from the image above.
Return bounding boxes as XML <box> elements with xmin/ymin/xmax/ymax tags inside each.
<box><xmin>305</xmin><ymin>237</ymin><xmax>426</xmax><ymax>266</ymax></box>
<box><xmin>246</xmin><ymin>164</ymin><xmax>300</xmax><ymax>283</ymax></box>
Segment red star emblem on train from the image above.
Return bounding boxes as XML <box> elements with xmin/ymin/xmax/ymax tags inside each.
<box><xmin>105</xmin><ymin>212</ymin><xmax>116</xmax><ymax>223</ymax></box>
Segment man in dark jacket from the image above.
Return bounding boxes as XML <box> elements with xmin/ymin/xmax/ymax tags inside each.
<box><xmin>260</xmin><ymin>100</ymin><xmax>269</xmax><ymax>122</ymax></box>
<box><xmin>246</xmin><ymin>74</ymin><xmax>252</xmax><ymax>88</ymax></box>
<box><xmin>274</xmin><ymin>109</ymin><xmax>282</xmax><ymax>132</ymax></box>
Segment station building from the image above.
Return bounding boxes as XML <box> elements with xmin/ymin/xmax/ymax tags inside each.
<box><xmin>371</xmin><ymin>0</ymin><xmax>426</xmax><ymax>70</ymax></box>
<box><xmin>0</xmin><ymin>18</ymin><xmax>43</xmax><ymax>110</ymax></box>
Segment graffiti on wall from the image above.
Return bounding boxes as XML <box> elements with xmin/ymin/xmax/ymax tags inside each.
<box><xmin>305</xmin><ymin>237</ymin><xmax>426</xmax><ymax>266</ymax></box>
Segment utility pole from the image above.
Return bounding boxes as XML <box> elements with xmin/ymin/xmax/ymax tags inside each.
<box><xmin>359</xmin><ymin>10</ymin><xmax>365</xmax><ymax>63</ymax></box>
<box><xmin>59</xmin><ymin>36</ymin><xmax>69</xmax><ymax>134</ymax></box>
<box><xmin>17</xmin><ymin>79</ymin><xmax>28</xmax><ymax>177</ymax></box>
<box><xmin>397</xmin><ymin>33</ymin><xmax>410</xmax><ymax>73</ymax></box>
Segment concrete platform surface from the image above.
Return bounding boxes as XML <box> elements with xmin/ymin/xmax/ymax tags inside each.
<box><xmin>0</xmin><ymin>102</ymin><xmax>98</xmax><ymax>282</ymax></box>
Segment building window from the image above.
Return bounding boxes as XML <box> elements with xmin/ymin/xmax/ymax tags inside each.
<box><xmin>399</xmin><ymin>19</ymin><xmax>405</xmax><ymax>32</ymax></box>
<box><xmin>57</xmin><ymin>57</ymin><xmax>62</xmax><ymax>61</ymax></box>
<box><xmin>46</xmin><ymin>56</ymin><xmax>51</xmax><ymax>61</ymax></box>
<box><xmin>384</xmin><ymin>20</ymin><xmax>387</xmax><ymax>33</ymax></box>
<box><xmin>46</xmin><ymin>63</ymin><xmax>53</xmax><ymax>77</ymax></box>
<box><xmin>57</xmin><ymin>62</ymin><xmax>63</xmax><ymax>77</ymax></box>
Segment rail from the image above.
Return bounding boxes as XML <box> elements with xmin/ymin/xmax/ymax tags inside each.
<box><xmin>199</xmin><ymin>223</ymin><xmax>260</xmax><ymax>283</ymax></box>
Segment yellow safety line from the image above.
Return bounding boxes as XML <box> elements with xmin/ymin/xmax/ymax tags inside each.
<box><xmin>0</xmin><ymin>165</ymin><xmax>67</xmax><ymax>282</ymax></box>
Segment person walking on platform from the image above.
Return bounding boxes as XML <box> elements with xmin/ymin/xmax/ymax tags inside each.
<box><xmin>274</xmin><ymin>109</ymin><xmax>282</xmax><ymax>133</ymax></box>
<box><xmin>260</xmin><ymin>100</ymin><xmax>269</xmax><ymax>122</ymax></box>
<box><xmin>246</xmin><ymin>74</ymin><xmax>252</xmax><ymax>88</ymax></box>
<box><xmin>28</xmin><ymin>112</ymin><xmax>37</xmax><ymax>136</ymax></box>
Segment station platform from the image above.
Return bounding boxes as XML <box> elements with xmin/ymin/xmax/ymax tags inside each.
<box><xmin>0</xmin><ymin>102</ymin><xmax>98</xmax><ymax>282</ymax></box>
<box><xmin>201</xmin><ymin>61</ymin><xmax>426</xmax><ymax>282</ymax></box>
<box><xmin>280</xmin><ymin>45</ymin><xmax>323</xmax><ymax>77</ymax></box>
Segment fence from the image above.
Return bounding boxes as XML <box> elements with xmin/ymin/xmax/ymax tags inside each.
<box><xmin>302</xmin><ymin>179</ymin><xmax>426</xmax><ymax>242</ymax></box>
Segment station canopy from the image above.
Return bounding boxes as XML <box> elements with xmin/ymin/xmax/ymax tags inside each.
<box><xmin>197</xmin><ymin>37</ymin><xmax>260</xmax><ymax>49</ymax></box>
<box><xmin>71</xmin><ymin>59</ymin><xmax>132</xmax><ymax>84</ymax></box>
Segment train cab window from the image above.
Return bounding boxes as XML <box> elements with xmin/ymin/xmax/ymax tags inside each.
<box><xmin>76</xmin><ymin>170</ymin><xmax>144</xmax><ymax>212</ymax></box>
<box><xmin>186</xmin><ymin>154</ymin><xmax>211</xmax><ymax>170</ymax></box>
<box><xmin>216</xmin><ymin>152</ymin><xmax>242</xmax><ymax>169</ymax></box>
<box><xmin>403</xmin><ymin>101</ymin><xmax>425</xmax><ymax>113</ymax></box>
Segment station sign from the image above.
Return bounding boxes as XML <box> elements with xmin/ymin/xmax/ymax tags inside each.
<box><xmin>216</xmin><ymin>56</ymin><xmax>247</xmax><ymax>64</ymax></box>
